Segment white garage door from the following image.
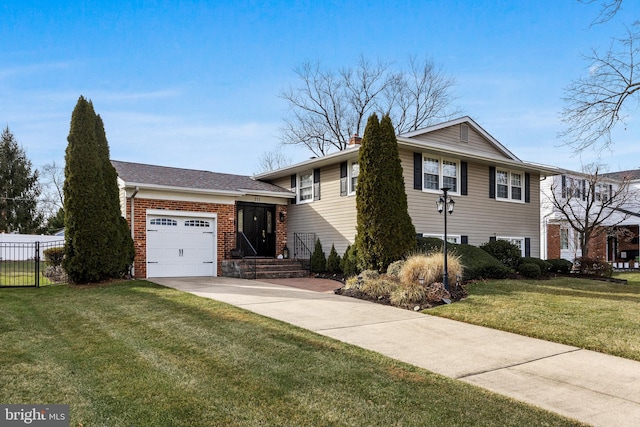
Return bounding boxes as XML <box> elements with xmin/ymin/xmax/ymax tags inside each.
<box><xmin>146</xmin><ymin>214</ymin><xmax>216</xmax><ymax>277</ymax></box>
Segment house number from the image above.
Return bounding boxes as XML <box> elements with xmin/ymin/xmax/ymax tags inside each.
<box><xmin>254</xmin><ymin>197</ymin><xmax>261</xmax><ymax>202</ymax></box>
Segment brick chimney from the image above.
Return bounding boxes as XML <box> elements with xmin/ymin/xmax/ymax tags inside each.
<box><xmin>348</xmin><ymin>134</ymin><xmax>361</xmax><ymax>146</ymax></box>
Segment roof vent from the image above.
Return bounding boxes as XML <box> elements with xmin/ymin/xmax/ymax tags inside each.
<box><xmin>460</xmin><ymin>124</ymin><xmax>469</xmax><ymax>142</ymax></box>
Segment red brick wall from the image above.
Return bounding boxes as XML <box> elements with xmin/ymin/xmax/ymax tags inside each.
<box><xmin>126</xmin><ymin>198</ymin><xmax>235</xmax><ymax>278</ymax></box>
<box><xmin>547</xmin><ymin>224</ymin><xmax>561</xmax><ymax>260</ymax></box>
<box><xmin>125</xmin><ymin>197</ymin><xmax>288</xmax><ymax>278</ymax></box>
<box><xmin>587</xmin><ymin>227</ymin><xmax>607</xmax><ymax>260</ymax></box>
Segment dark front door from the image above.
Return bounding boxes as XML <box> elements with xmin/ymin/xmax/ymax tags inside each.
<box><xmin>237</xmin><ymin>203</ymin><xmax>276</xmax><ymax>257</ymax></box>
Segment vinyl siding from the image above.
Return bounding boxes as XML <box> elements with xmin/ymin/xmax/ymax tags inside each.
<box><xmin>402</xmin><ymin>148</ymin><xmax>541</xmax><ymax>257</ymax></box>
<box><xmin>408</xmin><ymin>124</ymin><xmax>508</xmax><ymax>159</ymax></box>
<box><xmin>271</xmin><ymin>165</ymin><xmax>357</xmax><ymax>257</ymax></box>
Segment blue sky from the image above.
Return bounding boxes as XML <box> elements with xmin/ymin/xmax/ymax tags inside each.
<box><xmin>1</xmin><ymin>0</ymin><xmax>639</xmax><ymax>176</ymax></box>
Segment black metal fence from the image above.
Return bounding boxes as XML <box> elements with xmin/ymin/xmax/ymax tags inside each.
<box><xmin>0</xmin><ymin>240</ymin><xmax>67</xmax><ymax>288</ymax></box>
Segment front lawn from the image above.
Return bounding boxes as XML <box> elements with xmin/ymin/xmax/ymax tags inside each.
<box><xmin>0</xmin><ymin>281</ymin><xmax>582</xmax><ymax>426</ymax></box>
<box><xmin>429</xmin><ymin>275</ymin><xmax>640</xmax><ymax>361</ymax></box>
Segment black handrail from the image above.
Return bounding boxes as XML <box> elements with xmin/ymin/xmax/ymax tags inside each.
<box><xmin>294</xmin><ymin>233</ymin><xmax>315</xmax><ymax>271</ymax></box>
<box><xmin>237</xmin><ymin>232</ymin><xmax>257</xmax><ymax>279</ymax></box>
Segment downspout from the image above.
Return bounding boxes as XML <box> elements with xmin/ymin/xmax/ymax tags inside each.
<box><xmin>130</xmin><ymin>186</ymin><xmax>139</xmax><ymax>276</ymax></box>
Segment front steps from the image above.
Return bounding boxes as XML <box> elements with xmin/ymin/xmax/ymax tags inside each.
<box><xmin>221</xmin><ymin>258</ymin><xmax>309</xmax><ymax>279</ymax></box>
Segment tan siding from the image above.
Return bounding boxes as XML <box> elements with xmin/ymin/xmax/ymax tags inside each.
<box><xmin>402</xmin><ymin>148</ymin><xmax>541</xmax><ymax>257</ymax></box>
<box><xmin>409</xmin><ymin>124</ymin><xmax>508</xmax><ymax>159</ymax></box>
<box><xmin>275</xmin><ymin>163</ymin><xmax>357</xmax><ymax>257</ymax></box>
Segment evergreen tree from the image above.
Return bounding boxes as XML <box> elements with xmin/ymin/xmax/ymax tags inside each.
<box><xmin>355</xmin><ymin>113</ymin><xmax>415</xmax><ymax>272</ymax></box>
<box><xmin>63</xmin><ymin>96</ymin><xmax>134</xmax><ymax>283</ymax></box>
<box><xmin>0</xmin><ymin>127</ymin><xmax>43</xmax><ymax>233</ymax></box>
<box><xmin>310</xmin><ymin>238</ymin><xmax>326</xmax><ymax>273</ymax></box>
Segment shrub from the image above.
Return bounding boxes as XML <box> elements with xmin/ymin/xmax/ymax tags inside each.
<box><xmin>386</xmin><ymin>260</ymin><xmax>405</xmax><ymax>278</ymax></box>
<box><xmin>361</xmin><ymin>278</ymin><xmax>399</xmax><ymax>299</ymax></box>
<box><xmin>343</xmin><ymin>276</ymin><xmax>362</xmax><ymax>290</ymax></box>
<box><xmin>44</xmin><ymin>247</ymin><xmax>65</xmax><ymax>267</ymax></box>
<box><xmin>519</xmin><ymin>262</ymin><xmax>542</xmax><ymax>279</ymax></box>
<box><xmin>416</xmin><ymin>236</ymin><xmax>444</xmax><ymax>253</ymax></box>
<box><xmin>424</xmin><ymin>282</ymin><xmax>450</xmax><ymax>302</ymax></box>
<box><xmin>479</xmin><ymin>240</ymin><xmax>522</xmax><ymax>269</ymax></box>
<box><xmin>398</xmin><ymin>253</ymin><xmax>463</xmax><ymax>286</ymax></box>
<box><xmin>341</xmin><ymin>244</ymin><xmax>359</xmax><ymax>277</ymax></box>
<box><xmin>522</xmin><ymin>257</ymin><xmax>551</xmax><ymax>274</ymax></box>
<box><xmin>326</xmin><ymin>244</ymin><xmax>341</xmax><ymax>274</ymax></box>
<box><xmin>310</xmin><ymin>238</ymin><xmax>326</xmax><ymax>273</ymax></box>
<box><xmin>574</xmin><ymin>257</ymin><xmax>613</xmax><ymax>277</ymax></box>
<box><xmin>454</xmin><ymin>244</ymin><xmax>509</xmax><ymax>280</ymax></box>
<box><xmin>390</xmin><ymin>283</ymin><xmax>426</xmax><ymax>307</ymax></box>
<box><xmin>547</xmin><ymin>258</ymin><xmax>573</xmax><ymax>274</ymax></box>
<box><xmin>360</xmin><ymin>269</ymin><xmax>380</xmax><ymax>281</ymax></box>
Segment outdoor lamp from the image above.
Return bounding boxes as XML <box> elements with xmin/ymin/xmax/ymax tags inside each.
<box><xmin>437</xmin><ymin>187</ymin><xmax>454</xmax><ymax>295</ymax></box>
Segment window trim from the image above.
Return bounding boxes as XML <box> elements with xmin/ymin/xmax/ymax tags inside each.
<box><xmin>348</xmin><ymin>160</ymin><xmax>359</xmax><ymax>195</ymax></box>
<box><xmin>495</xmin><ymin>169</ymin><xmax>525</xmax><ymax>203</ymax></box>
<box><xmin>422</xmin><ymin>155</ymin><xmax>460</xmax><ymax>195</ymax></box>
<box><xmin>298</xmin><ymin>170</ymin><xmax>314</xmax><ymax>204</ymax></box>
<box><xmin>560</xmin><ymin>228</ymin><xmax>569</xmax><ymax>250</ymax></box>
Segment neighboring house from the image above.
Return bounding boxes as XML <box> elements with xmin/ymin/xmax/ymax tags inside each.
<box><xmin>255</xmin><ymin>116</ymin><xmax>560</xmax><ymax>261</ymax></box>
<box><xmin>540</xmin><ymin>169</ymin><xmax>640</xmax><ymax>266</ymax></box>
<box><xmin>112</xmin><ymin>161</ymin><xmax>294</xmax><ymax>278</ymax></box>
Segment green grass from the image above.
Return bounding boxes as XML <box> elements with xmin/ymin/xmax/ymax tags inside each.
<box><xmin>430</xmin><ymin>275</ymin><xmax>640</xmax><ymax>361</ymax></box>
<box><xmin>0</xmin><ymin>281</ymin><xmax>583</xmax><ymax>426</ymax></box>
<box><xmin>0</xmin><ymin>260</ymin><xmax>66</xmax><ymax>287</ymax></box>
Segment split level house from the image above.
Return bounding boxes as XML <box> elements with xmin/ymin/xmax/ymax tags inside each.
<box><xmin>540</xmin><ymin>169</ymin><xmax>640</xmax><ymax>267</ymax></box>
<box><xmin>113</xmin><ymin>116</ymin><xmax>561</xmax><ymax>279</ymax></box>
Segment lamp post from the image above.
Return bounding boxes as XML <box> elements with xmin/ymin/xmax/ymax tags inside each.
<box><xmin>436</xmin><ymin>187</ymin><xmax>455</xmax><ymax>292</ymax></box>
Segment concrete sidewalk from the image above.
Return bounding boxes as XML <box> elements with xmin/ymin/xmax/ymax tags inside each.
<box><xmin>151</xmin><ymin>276</ymin><xmax>640</xmax><ymax>427</ymax></box>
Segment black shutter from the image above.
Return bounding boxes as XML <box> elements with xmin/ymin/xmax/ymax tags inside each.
<box><xmin>525</xmin><ymin>172</ymin><xmax>531</xmax><ymax>203</ymax></box>
<box><xmin>609</xmin><ymin>184</ymin><xmax>613</xmax><ymax>201</ymax></box>
<box><xmin>461</xmin><ymin>161</ymin><xmax>468</xmax><ymax>196</ymax></box>
<box><xmin>582</xmin><ymin>180</ymin><xmax>586</xmax><ymax>201</ymax></box>
<box><xmin>489</xmin><ymin>166</ymin><xmax>496</xmax><ymax>199</ymax></box>
<box><xmin>313</xmin><ymin>168</ymin><xmax>320</xmax><ymax>201</ymax></box>
<box><xmin>290</xmin><ymin>174</ymin><xmax>297</xmax><ymax>205</ymax></box>
<box><xmin>414</xmin><ymin>153</ymin><xmax>422</xmax><ymax>190</ymax></box>
<box><xmin>490</xmin><ymin>236</ymin><xmax>496</xmax><ymax>242</ymax></box>
<box><xmin>525</xmin><ymin>238</ymin><xmax>531</xmax><ymax>257</ymax></box>
<box><xmin>461</xmin><ymin>235</ymin><xmax>468</xmax><ymax>244</ymax></box>
<box><xmin>340</xmin><ymin>161</ymin><xmax>348</xmax><ymax>196</ymax></box>
<box><xmin>561</xmin><ymin>175</ymin><xmax>567</xmax><ymax>198</ymax></box>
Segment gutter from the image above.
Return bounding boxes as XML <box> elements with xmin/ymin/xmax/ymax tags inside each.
<box><xmin>130</xmin><ymin>186</ymin><xmax>139</xmax><ymax>276</ymax></box>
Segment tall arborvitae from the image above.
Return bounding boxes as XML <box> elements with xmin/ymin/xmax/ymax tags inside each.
<box><xmin>355</xmin><ymin>113</ymin><xmax>415</xmax><ymax>272</ymax></box>
<box><xmin>63</xmin><ymin>96</ymin><xmax>134</xmax><ymax>283</ymax></box>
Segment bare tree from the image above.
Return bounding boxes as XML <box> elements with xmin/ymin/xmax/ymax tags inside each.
<box><xmin>561</xmin><ymin>27</ymin><xmax>640</xmax><ymax>152</ymax></box>
<box><xmin>38</xmin><ymin>161</ymin><xmax>65</xmax><ymax>219</ymax></box>
<box><xmin>280</xmin><ymin>56</ymin><xmax>459</xmax><ymax>156</ymax></box>
<box><xmin>543</xmin><ymin>163</ymin><xmax>637</xmax><ymax>258</ymax></box>
<box><xmin>580</xmin><ymin>0</ymin><xmax>623</xmax><ymax>25</ymax></box>
<box><xmin>254</xmin><ymin>145</ymin><xmax>292</xmax><ymax>174</ymax></box>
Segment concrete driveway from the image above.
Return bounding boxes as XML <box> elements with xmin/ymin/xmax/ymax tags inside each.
<box><xmin>151</xmin><ymin>276</ymin><xmax>640</xmax><ymax>427</ymax></box>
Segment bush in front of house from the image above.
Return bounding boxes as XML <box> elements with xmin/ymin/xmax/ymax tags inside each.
<box><xmin>479</xmin><ymin>240</ymin><xmax>522</xmax><ymax>269</ymax></box>
<box><xmin>546</xmin><ymin>258</ymin><xmax>573</xmax><ymax>274</ymax></box>
<box><xmin>453</xmin><ymin>243</ymin><xmax>509</xmax><ymax>280</ymax></box>
<box><xmin>386</xmin><ymin>260</ymin><xmax>405</xmax><ymax>278</ymax></box>
<box><xmin>326</xmin><ymin>244</ymin><xmax>341</xmax><ymax>274</ymax></box>
<box><xmin>310</xmin><ymin>238</ymin><xmax>326</xmax><ymax>273</ymax></box>
<box><xmin>574</xmin><ymin>257</ymin><xmax>613</xmax><ymax>277</ymax></box>
<box><xmin>398</xmin><ymin>253</ymin><xmax>463</xmax><ymax>286</ymax></box>
<box><xmin>519</xmin><ymin>262</ymin><xmax>542</xmax><ymax>279</ymax></box>
<box><xmin>521</xmin><ymin>257</ymin><xmax>551</xmax><ymax>274</ymax></box>
<box><xmin>44</xmin><ymin>247</ymin><xmax>65</xmax><ymax>267</ymax></box>
<box><xmin>416</xmin><ymin>236</ymin><xmax>446</xmax><ymax>253</ymax></box>
<box><xmin>341</xmin><ymin>244</ymin><xmax>359</xmax><ymax>277</ymax></box>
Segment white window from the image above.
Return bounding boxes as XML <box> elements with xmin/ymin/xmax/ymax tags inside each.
<box><xmin>423</xmin><ymin>156</ymin><xmax>459</xmax><ymax>194</ymax></box>
<box><xmin>350</xmin><ymin>161</ymin><xmax>359</xmax><ymax>194</ymax></box>
<box><xmin>184</xmin><ymin>220</ymin><xmax>210</xmax><ymax>227</ymax></box>
<box><xmin>423</xmin><ymin>233</ymin><xmax>461</xmax><ymax>244</ymax></box>
<box><xmin>560</xmin><ymin>228</ymin><xmax>569</xmax><ymax>250</ymax></box>
<box><xmin>150</xmin><ymin>218</ymin><xmax>177</xmax><ymax>226</ymax></box>
<box><xmin>496</xmin><ymin>170</ymin><xmax>524</xmax><ymax>202</ymax></box>
<box><xmin>595</xmin><ymin>183</ymin><xmax>609</xmax><ymax>202</ymax></box>
<box><xmin>497</xmin><ymin>236</ymin><xmax>525</xmax><ymax>256</ymax></box>
<box><xmin>299</xmin><ymin>171</ymin><xmax>313</xmax><ymax>203</ymax></box>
